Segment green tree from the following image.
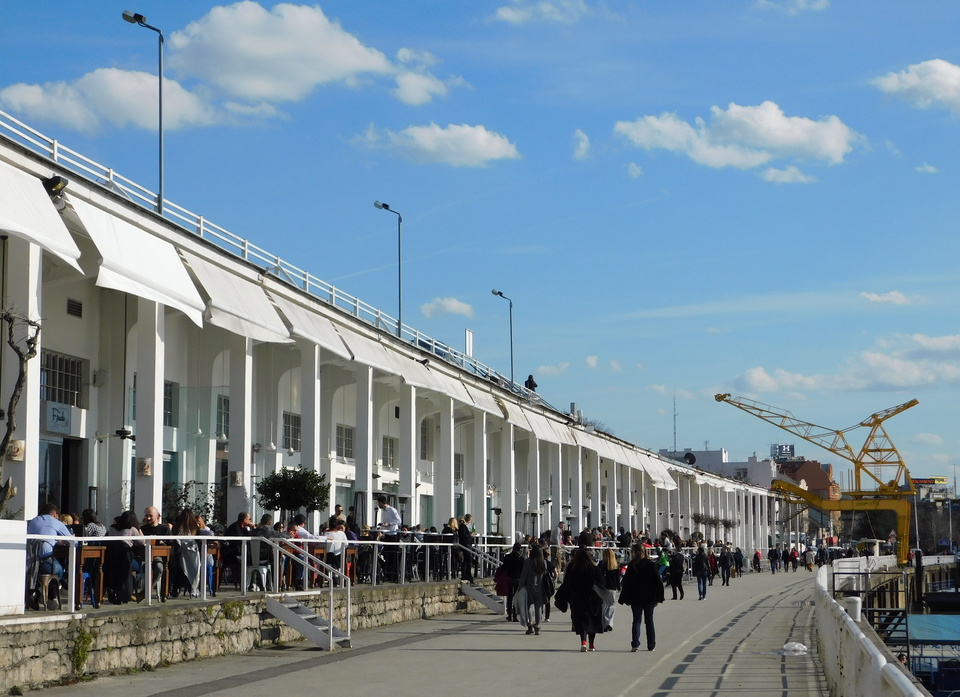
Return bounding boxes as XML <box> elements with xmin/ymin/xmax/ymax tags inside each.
<box><xmin>254</xmin><ymin>466</ymin><xmax>329</xmax><ymax>520</ymax></box>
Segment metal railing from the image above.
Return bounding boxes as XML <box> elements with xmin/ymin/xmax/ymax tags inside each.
<box><xmin>0</xmin><ymin>109</ymin><xmax>554</xmax><ymax>410</ymax></box>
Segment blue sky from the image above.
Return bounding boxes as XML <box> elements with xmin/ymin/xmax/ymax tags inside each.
<box><xmin>2</xmin><ymin>1</ymin><xmax>960</xmax><ymax>485</ymax></box>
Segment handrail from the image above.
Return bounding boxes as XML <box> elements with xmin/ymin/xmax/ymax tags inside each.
<box><xmin>0</xmin><ymin>109</ymin><xmax>557</xmax><ymax>411</ymax></box>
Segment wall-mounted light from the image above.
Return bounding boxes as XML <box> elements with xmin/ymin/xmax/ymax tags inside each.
<box><xmin>41</xmin><ymin>175</ymin><xmax>68</xmax><ymax>197</ymax></box>
<box><xmin>251</xmin><ymin>443</ymin><xmax>262</xmax><ymax>454</ymax></box>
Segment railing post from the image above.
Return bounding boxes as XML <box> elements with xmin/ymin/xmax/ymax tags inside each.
<box><xmin>145</xmin><ymin>538</ymin><xmax>153</xmax><ymax>606</ymax></box>
<box><xmin>400</xmin><ymin>544</ymin><xmax>407</xmax><ymax>585</ymax></box>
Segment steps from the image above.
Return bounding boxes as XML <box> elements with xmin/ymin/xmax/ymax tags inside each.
<box><xmin>265</xmin><ymin>595</ymin><xmax>351</xmax><ymax>650</ymax></box>
<box><xmin>460</xmin><ymin>582</ymin><xmax>505</xmax><ymax>614</ymax></box>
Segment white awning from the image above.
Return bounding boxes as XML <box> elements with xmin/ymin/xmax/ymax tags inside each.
<box><xmin>547</xmin><ymin>419</ymin><xmax>578</xmax><ymax>446</ymax></box>
<box><xmin>268</xmin><ymin>292</ymin><xmax>350</xmax><ymax>359</ymax></box>
<box><xmin>335</xmin><ymin>325</ymin><xmax>397</xmax><ymax>374</ymax></box>
<box><xmin>641</xmin><ymin>453</ymin><xmax>678</xmax><ymax>491</ymax></box>
<box><xmin>71</xmin><ymin>198</ymin><xmax>204</xmax><ymax>326</ymax></box>
<box><xmin>0</xmin><ymin>161</ymin><xmax>81</xmax><ymax>271</ymax></box>
<box><xmin>431</xmin><ymin>371</ymin><xmax>474</xmax><ymax>406</ymax></box>
<box><xmin>181</xmin><ymin>251</ymin><xmax>291</xmax><ymax>343</ymax></box>
<box><xmin>522</xmin><ymin>410</ymin><xmax>557</xmax><ymax>444</ymax></box>
<box><xmin>463</xmin><ymin>383</ymin><xmax>503</xmax><ymax>417</ymax></box>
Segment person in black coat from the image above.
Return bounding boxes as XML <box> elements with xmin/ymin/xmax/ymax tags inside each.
<box><xmin>619</xmin><ymin>543</ymin><xmax>665</xmax><ymax>652</ymax></box>
<box><xmin>668</xmin><ymin>550</ymin><xmax>685</xmax><ymax>600</ymax></box>
<box><xmin>557</xmin><ymin>531</ymin><xmax>606</xmax><ymax>652</ymax></box>
<box><xmin>502</xmin><ymin>542</ymin><xmax>525</xmax><ymax>622</ymax></box>
<box><xmin>459</xmin><ymin>514</ymin><xmax>475</xmax><ymax>582</ymax></box>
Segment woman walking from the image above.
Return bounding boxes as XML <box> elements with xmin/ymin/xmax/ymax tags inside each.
<box><xmin>619</xmin><ymin>543</ymin><xmax>664</xmax><ymax>652</ymax></box>
<box><xmin>557</xmin><ymin>531</ymin><xmax>606</xmax><ymax>652</ymax></box>
<box><xmin>692</xmin><ymin>546</ymin><xmax>710</xmax><ymax>600</ymax></box>
<box><xmin>668</xmin><ymin>548</ymin><xmax>685</xmax><ymax>600</ymax></box>
<box><xmin>516</xmin><ymin>543</ymin><xmax>548</xmax><ymax>635</ymax></box>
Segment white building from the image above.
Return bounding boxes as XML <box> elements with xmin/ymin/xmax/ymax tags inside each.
<box><xmin>0</xmin><ymin>110</ymin><xmax>775</xmax><ymax>548</ymax></box>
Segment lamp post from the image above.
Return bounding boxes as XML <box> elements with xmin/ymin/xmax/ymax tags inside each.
<box><xmin>491</xmin><ymin>289</ymin><xmax>514</xmax><ymax>385</ymax></box>
<box><xmin>374</xmin><ymin>201</ymin><xmax>403</xmax><ymax>337</ymax></box>
<box><xmin>122</xmin><ymin>10</ymin><xmax>164</xmax><ymax>215</ymax></box>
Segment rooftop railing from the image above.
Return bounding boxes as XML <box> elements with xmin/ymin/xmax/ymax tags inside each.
<box><xmin>0</xmin><ymin>109</ymin><xmax>554</xmax><ymax>411</ymax></box>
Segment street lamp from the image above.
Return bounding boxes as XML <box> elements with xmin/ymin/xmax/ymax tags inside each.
<box><xmin>374</xmin><ymin>201</ymin><xmax>403</xmax><ymax>337</ymax></box>
<box><xmin>491</xmin><ymin>289</ymin><xmax>514</xmax><ymax>385</ymax></box>
<box><xmin>122</xmin><ymin>10</ymin><xmax>164</xmax><ymax>215</ymax></box>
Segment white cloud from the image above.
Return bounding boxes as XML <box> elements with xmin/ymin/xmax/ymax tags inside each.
<box><xmin>168</xmin><ymin>1</ymin><xmax>393</xmax><ymax>102</ymax></box>
<box><xmin>762</xmin><ymin>165</ymin><xmax>817</xmax><ymax>183</ymax></box>
<box><xmin>609</xmin><ymin>359</ymin><xmax>623</xmax><ymax>372</ymax></box>
<box><xmin>0</xmin><ymin>68</ymin><xmax>219</xmax><ymax>135</ymax></box>
<box><xmin>755</xmin><ymin>0</ymin><xmax>829</xmax><ymax>14</ymax></box>
<box><xmin>916</xmin><ymin>162</ymin><xmax>939</xmax><ymax>173</ymax></box>
<box><xmin>573</xmin><ymin>129</ymin><xmax>591</xmax><ymax>160</ymax></box>
<box><xmin>393</xmin><ymin>71</ymin><xmax>450</xmax><ymax>106</ymax></box>
<box><xmin>538</xmin><ymin>361</ymin><xmax>570</xmax><ymax>376</ymax></box>
<box><xmin>627</xmin><ymin>162</ymin><xmax>643</xmax><ymax>178</ymax></box>
<box><xmin>373</xmin><ymin>123</ymin><xmax>521</xmax><ymax>167</ymax></box>
<box><xmin>732</xmin><ymin>331</ymin><xmax>960</xmax><ymax>394</ymax></box>
<box><xmin>494</xmin><ymin>0</ymin><xmax>590</xmax><ymax>24</ymax></box>
<box><xmin>911</xmin><ymin>433</ymin><xmax>944</xmax><ymax>446</ymax></box>
<box><xmin>585</xmin><ymin>355</ymin><xmax>599</xmax><ymax>368</ymax></box>
<box><xmin>614</xmin><ymin>101</ymin><xmax>860</xmax><ymax>173</ymax></box>
<box><xmin>859</xmin><ymin>290</ymin><xmax>915</xmax><ymax>305</ymax></box>
<box><xmin>871</xmin><ymin>59</ymin><xmax>960</xmax><ymax>113</ymax></box>
<box><xmin>1</xmin><ymin>2</ymin><xmax>459</xmax><ymax>134</ymax></box>
<box><xmin>420</xmin><ymin>297</ymin><xmax>475</xmax><ymax>319</ymax></box>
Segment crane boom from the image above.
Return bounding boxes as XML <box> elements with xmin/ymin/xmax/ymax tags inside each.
<box><xmin>714</xmin><ymin>393</ymin><xmax>919</xmax><ymax>566</ymax></box>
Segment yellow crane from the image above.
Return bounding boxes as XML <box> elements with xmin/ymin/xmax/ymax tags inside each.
<box><xmin>714</xmin><ymin>393</ymin><xmax>918</xmax><ymax>566</ymax></box>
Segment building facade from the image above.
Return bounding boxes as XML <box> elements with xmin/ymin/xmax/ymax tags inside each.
<box><xmin>0</xmin><ymin>111</ymin><xmax>776</xmax><ymax>548</ymax></box>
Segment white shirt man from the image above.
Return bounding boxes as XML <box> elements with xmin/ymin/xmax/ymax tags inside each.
<box><xmin>376</xmin><ymin>496</ymin><xmax>401</xmax><ymax>533</ymax></box>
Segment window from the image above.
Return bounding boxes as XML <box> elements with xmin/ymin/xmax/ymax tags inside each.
<box><xmin>163</xmin><ymin>381</ymin><xmax>178</xmax><ymax>427</ymax></box>
<box><xmin>216</xmin><ymin>395</ymin><xmax>229</xmax><ymax>439</ymax></box>
<box><xmin>735</xmin><ymin>468</ymin><xmax>748</xmax><ymax>482</ymax></box>
<box><xmin>40</xmin><ymin>351</ymin><xmax>84</xmax><ymax>408</ymax></box>
<box><xmin>419</xmin><ymin>419</ymin><xmax>430</xmax><ymax>461</ymax></box>
<box><xmin>382</xmin><ymin>436</ymin><xmax>397</xmax><ymax>468</ymax></box>
<box><xmin>336</xmin><ymin>424</ymin><xmax>355</xmax><ymax>459</ymax></box>
<box><xmin>282</xmin><ymin>412</ymin><xmax>301</xmax><ymax>452</ymax></box>
<box><xmin>454</xmin><ymin>453</ymin><xmax>464</xmax><ymax>483</ymax></box>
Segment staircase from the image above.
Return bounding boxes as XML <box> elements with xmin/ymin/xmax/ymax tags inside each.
<box><xmin>460</xmin><ymin>582</ymin><xmax>505</xmax><ymax>614</ymax></box>
<box><xmin>265</xmin><ymin>595</ymin><xmax>352</xmax><ymax>650</ymax></box>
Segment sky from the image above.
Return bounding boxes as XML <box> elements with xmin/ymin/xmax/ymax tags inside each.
<box><xmin>2</xmin><ymin>0</ymin><xmax>960</xmax><ymax>487</ymax></box>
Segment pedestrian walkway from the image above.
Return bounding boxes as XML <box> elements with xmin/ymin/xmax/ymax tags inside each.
<box><xmin>41</xmin><ymin>568</ymin><xmax>827</xmax><ymax>697</ymax></box>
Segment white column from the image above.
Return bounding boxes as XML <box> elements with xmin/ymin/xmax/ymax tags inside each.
<box><xmin>355</xmin><ymin>367</ymin><xmax>374</xmax><ymax>527</ymax></box>
<box><xmin>435</xmin><ymin>394</ymin><xmax>455</xmax><ymax>526</ymax></box>
<box><xmin>590</xmin><ymin>452</ymin><xmax>601</xmax><ymax>529</ymax></box>
<box><xmin>606</xmin><ymin>459</ymin><xmax>617</xmax><ymax>531</ymax></box>
<box><xmin>546</xmin><ymin>441</ymin><xmax>562</xmax><ymax>536</ymax></box>
<box><xmin>2</xmin><ymin>236</ymin><xmax>41</xmax><ymax>519</ymax></box>
<box><xmin>226</xmin><ymin>334</ymin><xmax>253</xmax><ymax>518</ymax></box>
<box><xmin>499</xmin><ymin>423</ymin><xmax>515</xmax><ymax>540</ymax></box>
<box><xmin>299</xmin><ymin>340</ymin><xmax>324</xmax><ymax>509</ymax></box>
<box><xmin>471</xmin><ymin>411</ymin><xmax>487</xmax><ymax>535</ymax></box>
<box><xmin>397</xmin><ymin>382</ymin><xmax>416</xmax><ymax>526</ymax></box>
<box><xmin>528</xmin><ymin>437</ymin><xmax>541</xmax><ymax>536</ymax></box>
<box><xmin>132</xmin><ymin>297</ymin><xmax>164</xmax><ymax>516</ymax></box>
<box><xmin>570</xmin><ymin>446</ymin><xmax>584</xmax><ymax>532</ymax></box>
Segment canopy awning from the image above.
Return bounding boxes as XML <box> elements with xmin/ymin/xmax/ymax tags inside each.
<box><xmin>71</xmin><ymin>198</ymin><xmax>204</xmax><ymax>326</ymax></box>
<box><xmin>0</xmin><ymin>161</ymin><xmax>81</xmax><ymax>272</ymax></box>
<box><xmin>268</xmin><ymin>292</ymin><xmax>351</xmax><ymax>359</ymax></box>
<box><xmin>181</xmin><ymin>251</ymin><xmax>291</xmax><ymax>343</ymax></box>
<box><xmin>463</xmin><ymin>383</ymin><xmax>503</xmax><ymax>417</ymax></box>
<box><xmin>641</xmin><ymin>452</ymin><xmax>678</xmax><ymax>490</ymax></box>
<box><xmin>522</xmin><ymin>410</ymin><xmax>556</xmax><ymax>443</ymax></box>
<box><xmin>335</xmin><ymin>325</ymin><xmax>397</xmax><ymax>374</ymax></box>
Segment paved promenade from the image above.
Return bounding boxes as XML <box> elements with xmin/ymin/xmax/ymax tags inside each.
<box><xmin>42</xmin><ymin>568</ymin><xmax>827</xmax><ymax>697</ymax></box>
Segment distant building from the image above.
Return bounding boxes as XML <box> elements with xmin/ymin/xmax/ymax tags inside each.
<box><xmin>658</xmin><ymin>448</ymin><xmax>777</xmax><ymax>488</ymax></box>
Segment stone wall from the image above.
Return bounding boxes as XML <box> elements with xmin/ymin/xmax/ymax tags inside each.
<box><xmin>0</xmin><ymin>580</ymin><xmax>493</xmax><ymax>693</ymax></box>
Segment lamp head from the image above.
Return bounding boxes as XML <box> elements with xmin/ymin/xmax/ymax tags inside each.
<box><xmin>491</xmin><ymin>289</ymin><xmax>501</xmax><ymax>297</ymax></box>
<box><xmin>374</xmin><ymin>201</ymin><xmax>388</xmax><ymax>210</ymax></box>
<box><xmin>122</xmin><ymin>10</ymin><xmax>146</xmax><ymax>24</ymax></box>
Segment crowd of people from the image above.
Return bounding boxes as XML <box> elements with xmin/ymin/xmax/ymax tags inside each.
<box><xmin>25</xmin><ymin>496</ymin><xmax>482</xmax><ymax>607</ymax></box>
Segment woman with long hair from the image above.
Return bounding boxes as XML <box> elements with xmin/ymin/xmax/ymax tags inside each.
<box><xmin>516</xmin><ymin>543</ymin><xmax>548</xmax><ymax>635</ymax></box>
<box><xmin>558</xmin><ymin>531</ymin><xmax>606</xmax><ymax>652</ymax></box>
<box><xmin>619</xmin><ymin>543</ymin><xmax>664</xmax><ymax>652</ymax></box>
<box><xmin>172</xmin><ymin>508</ymin><xmax>202</xmax><ymax>597</ymax></box>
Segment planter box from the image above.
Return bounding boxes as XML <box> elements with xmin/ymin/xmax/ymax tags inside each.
<box><xmin>0</xmin><ymin>519</ymin><xmax>26</xmax><ymax>615</ymax></box>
